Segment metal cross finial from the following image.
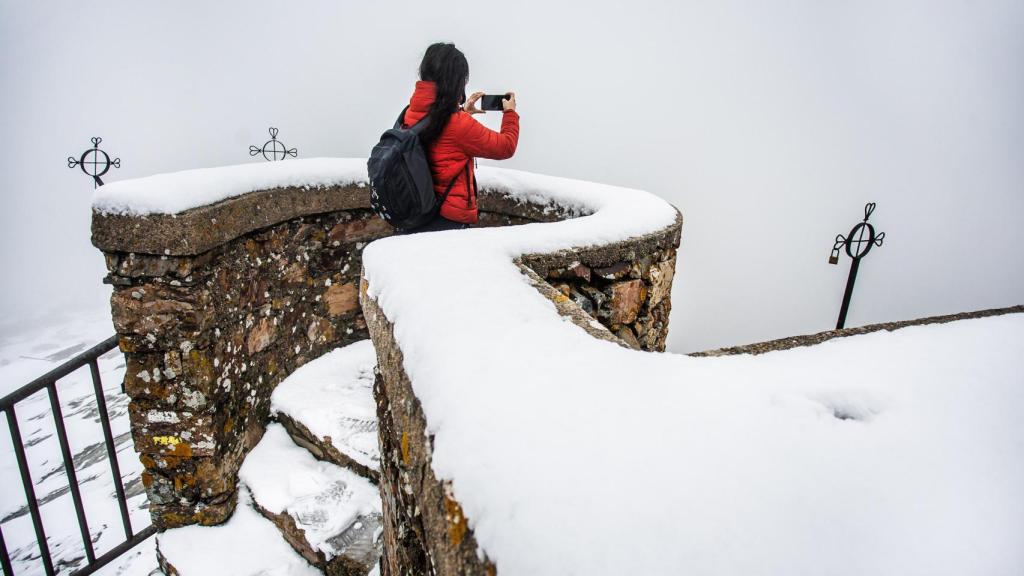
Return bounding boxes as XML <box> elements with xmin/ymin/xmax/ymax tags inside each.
<box><xmin>68</xmin><ymin>137</ymin><xmax>120</xmax><ymax>188</ymax></box>
<box><xmin>249</xmin><ymin>127</ymin><xmax>298</xmax><ymax>161</ymax></box>
<box><xmin>829</xmin><ymin>202</ymin><xmax>886</xmax><ymax>329</ymax></box>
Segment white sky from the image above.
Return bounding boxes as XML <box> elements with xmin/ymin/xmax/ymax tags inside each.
<box><xmin>1</xmin><ymin>0</ymin><xmax>1021</xmax><ymax>353</ymax></box>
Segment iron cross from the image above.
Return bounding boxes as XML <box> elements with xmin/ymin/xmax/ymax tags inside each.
<box><xmin>250</xmin><ymin>127</ymin><xmax>298</xmax><ymax>161</ymax></box>
<box><xmin>68</xmin><ymin>137</ymin><xmax>120</xmax><ymax>188</ymax></box>
<box><xmin>829</xmin><ymin>202</ymin><xmax>886</xmax><ymax>329</ymax></box>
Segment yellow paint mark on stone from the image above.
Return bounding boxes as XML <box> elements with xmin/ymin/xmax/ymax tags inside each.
<box><xmin>153</xmin><ymin>435</ymin><xmax>193</xmax><ymax>457</ymax></box>
<box><xmin>401</xmin><ymin>431</ymin><xmax>410</xmax><ymax>465</ymax></box>
<box><xmin>553</xmin><ymin>293</ymin><xmax>570</xmax><ymax>304</ymax></box>
<box><xmin>153</xmin><ymin>435</ymin><xmax>181</xmax><ymax>447</ymax></box>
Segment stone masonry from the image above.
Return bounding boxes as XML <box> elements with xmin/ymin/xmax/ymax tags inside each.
<box><xmin>93</xmin><ymin>180</ymin><xmax>683</xmax><ymax>570</ymax></box>
<box><xmin>363</xmin><ymin>211</ymin><xmax>683</xmax><ymax>575</ymax></box>
<box><xmin>95</xmin><ymin>195</ymin><xmax>392</xmax><ymax>528</ymax></box>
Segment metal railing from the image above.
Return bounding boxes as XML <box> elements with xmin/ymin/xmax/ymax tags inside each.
<box><xmin>0</xmin><ymin>335</ymin><xmax>155</xmax><ymax>576</ymax></box>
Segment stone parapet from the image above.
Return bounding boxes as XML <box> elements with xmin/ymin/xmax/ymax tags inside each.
<box><xmin>92</xmin><ymin>173</ymin><xmax>678</xmax><ymax>532</ymax></box>
<box><xmin>362</xmin><ymin>293</ymin><xmax>494</xmax><ymax>575</ymax></box>
<box><xmin>690</xmin><ymin>304</ymin><xmax>1024</xmax><ymax>356</ymax></box>
<box><xmin>98</xmin><ymin>204</ymin><xmax>388</xmax><ymax>528</ymax></box>
<box><xmin>361</xmin><ymin>210</ymin><xmax>682</xmax><ymax>574</ymax></box>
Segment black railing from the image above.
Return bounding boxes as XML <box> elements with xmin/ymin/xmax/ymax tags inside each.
<box><xmin>0</xmin><ymin>335</ymin><xmax>155</xmax><ymax>576</ymax></box>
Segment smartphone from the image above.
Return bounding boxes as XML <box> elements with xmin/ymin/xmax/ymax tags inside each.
<box><xmin>479</xmin><ymin>94</ymin><xmax>508</xmax><ymax>111</ymax></box>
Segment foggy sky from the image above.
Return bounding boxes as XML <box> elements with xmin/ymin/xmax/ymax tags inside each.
<box><xmin>1</xmin><ymin>0</ymin><xmax>1021</xmax><ymax>353</ymax></box>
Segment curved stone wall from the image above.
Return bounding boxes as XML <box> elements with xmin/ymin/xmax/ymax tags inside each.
<box><xmin>95</xmin><ymin>187</ymin><xmax>390</xmax><ymax>528</ymax></box>
<box><xmin>362</xmin><ymin>231</ymin><xmax>683</xmax><ymax>574</ymax></box>
<box><xmin>91</xmin><ymin>167</ymin><xmax>681</xmax><ymax>533</ymax></box>
<box><xmin>356</xmin><ymin>173</ymin><xmax>682</xmax><ymax>575</ymax></box>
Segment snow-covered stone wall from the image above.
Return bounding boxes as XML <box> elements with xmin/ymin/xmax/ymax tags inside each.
<box><xmin>95</xmin><ymin>203</ymin><xmax>388</xmax><ymax>527</ymax></box>
<box><xmin>91</xmin><ymin>159</ymin><xmax>1022</xmax><ymax>575</ymax></box>
<box><xmin>90</xmin><ymin>159</ymin><xmax>682</xmax><ymax>533</ymax></box>
<box><xmin>353</xmin><ymin>160</ymin><xmax>1021</xmax><ymax>575</ymax></box>
<box><xmin>357</xmin><ymin>172</ymin><xmax>683</xmax><ymax>575</ymax></box>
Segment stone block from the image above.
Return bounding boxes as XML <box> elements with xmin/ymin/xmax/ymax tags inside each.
<box><xmin>328</xmin><ymin>218</ymin><xmax>392</xmax><ymax>244</ymax></box>
<box><xmin>547</xmin><ymin>261</ymin><xmax>592</xmax><ymax>282</ymax></box>
<box><xmin>110</xmin><ymin>283</ymin><xmax>213</xmax><ymax>342</ymax></box>
<box><xmin>649</xmin><ymin>251</ymin><xmax>677</xmax><ymax>308</ymax></box>
<box><xmin>615</xmin><ymin>325</ymin><xmax>642</xmax><ymax>349</ymax></box>
<box><xmin>128</xmin><ymin>404</ymin><xmax>219</xmax><ymax>457</ymax></box>
<box><xmin>608</xmin><ymin>279</ymin><xmax>647</xmax><ymax>325</ymax></box>
<box><xmin>246</xmin><ymin>317</ymin><xmax>278</xmax><ymax>355</ymax></box>
<box><xmin>325</xmin><ymin>282</ymin><xmax>360</xmax><ymax>317</ymax></box>
<box><xmin>592</xmin><ymin>261</ymin><xmax>630</xmax><ymax>280</ymax></box>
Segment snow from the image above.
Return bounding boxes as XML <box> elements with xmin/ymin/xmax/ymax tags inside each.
<box><xmin>0</xmin><ymin>310</ymin><xmax>153</xmax><ymax>576</ymax></box>
<box><xmin>0</xmin><ymin>312</ymin><xmax>381</xmax><ymax>575</ymax></box>
<box><xmin>92</xmin><ymin>538</ymin><xmax>158</xmax><ymax>576</ymax></box>
<box><xmin>67</xmin><ymin>157</ymin><xmax>1024</xmax><ymax>573</ymax></box>
<box><xmin>87</xmin><ymin>159</ymin><xmax>681</xmax><ymax>246</ymax></box>
<box><xmin>91</xmin><ymin>158</ymin><xmax>368</xmax><ymax>216</ymax></box>
<box><xmin>238</xmin><ymin>423</ymin><xmax>381</xmax><ymax>559</ymax></box>
<box><xmin>156</xmin><ymin>486</ymin><xmax>320</xmax><ymax>576</ymax></box>
<box><xmin>270</xmin><ymin>340</ymin><xmax>379</xmax><ymax>471</ymax></box>
<box><xmin>357</xmin><ymin>168</ymin><xmax>1024</xmax><ymax>574</ymax></box>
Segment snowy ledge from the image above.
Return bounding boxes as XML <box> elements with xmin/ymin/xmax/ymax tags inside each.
<box><xmin>90</xmin><ymin>158</ymin><xmax>604</xmax><ymax>256</ymax></box>
<box><xmin>355</xmin><ymin>172</ymin><xmax>1024</xmax><ymax>574</ymax></box>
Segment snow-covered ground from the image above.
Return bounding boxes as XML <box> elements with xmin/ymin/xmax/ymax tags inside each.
<box><xmin>0</xmin><ymin>309</ymin><xmax>157</xmax><ymax>576</ymax></box>
<box><xmin>86</xmin><ymin>158</ymin><xmax>1024</xmax><ymax>574</ymax></box>
<box><xmin>354</xmin><ymin>168</ymin><xmax>1024</xmax><ymax>574</ymax></box>
<box><xmin>270</xmin><ymin>341</ymin><xmax>380</xmax><ymax>474</ymax></box>
<box><xmin>0</xmin><ymin>305</ymin><xmax>383</xmax><ymax>576</ymax></box>
<box><xmin>239</xmin><ymin>423</ymin><xmax>381</xmax><ymax>566</ymax></box>
<box><xmin>7</xmin><ymin>156</ymin><xmax>1018</xmax><ymax>576</ymax></box>
<box><xmin>156</xmin><ymin>486</ymin><xmax>319</xmax><ymax>576</ymax></box>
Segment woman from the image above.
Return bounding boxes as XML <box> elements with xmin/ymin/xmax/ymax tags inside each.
<box><xmin>400</xmin><ymin>42</ymin><xmax>519</xmax><ymax>233</ymax></box>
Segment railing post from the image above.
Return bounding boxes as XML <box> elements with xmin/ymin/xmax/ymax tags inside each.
<box><xmin>0</xmin><ymin>513</ymin><xmax>14</xmax><ymax>576</ymax></box>
<box><xmin>0</xmin><ymin>335</ymin><xmax>154</xmax><ymax>576</ymax></box>
<box><xmin>88</xmin><ymin>358</ymin><xmax>134</xmax><ymax>540</ymax></box>
<box><xmin>46</xmin><ymin>381</ymin><xmax>98</xmax><ymax>563</ymax></box>
<box><xmin>5</xmin><ymin>404</ymin><xmax>56</xmax><ymax>576</ymax></box>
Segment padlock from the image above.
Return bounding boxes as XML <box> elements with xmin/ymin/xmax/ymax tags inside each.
<box><xmin>828</xmin><ymin>252</ymin><xmax>839</xmax><ymax>265</ymax></box>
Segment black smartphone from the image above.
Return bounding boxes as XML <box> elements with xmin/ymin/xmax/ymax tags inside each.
<box><xmin>479</xmin><ymin>94</ymin><xmax>508</xmax><ymax>111</ymax></box>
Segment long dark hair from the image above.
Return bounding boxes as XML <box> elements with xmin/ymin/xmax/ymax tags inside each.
<box><xmin>418</xmin><ymin>43</ymin><xmax>469</xmax><ymax>144</ymax></box>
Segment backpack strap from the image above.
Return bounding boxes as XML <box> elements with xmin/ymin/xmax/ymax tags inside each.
<box><xmin>469</xmin><ymin>162</ymin><xmax>477</xmax><ymax>208</ymax></box>
<box><xmin>393</xmin><ymin>106</ymin><xmax>408</xmax><ymax>129</ymax></box>
<box><xmin>435</xmin><ymin>160</ymin><xmax>473</xmax><ymax>216</ymax></box>
<box><xmin>396</xmin><ymin>105</ymin><xmax>430</xmax><ymax>134</ymax></box>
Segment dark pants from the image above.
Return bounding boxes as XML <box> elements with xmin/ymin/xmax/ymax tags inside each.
<box><xmin>398</xmin><ymin>213</ymin><xmax>470</xmax><ymax>235</ymax></box>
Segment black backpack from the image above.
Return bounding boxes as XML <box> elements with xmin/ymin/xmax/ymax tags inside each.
<box><xmin>367</xmin><ymin>106</ymin><xmax>469</xmax><ymax>231</ymax></box>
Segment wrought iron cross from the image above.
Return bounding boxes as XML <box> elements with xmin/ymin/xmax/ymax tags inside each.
<box><xmin>829</xmin><ymin>202</ymin><xmax>886</xmax><ymax>329</ymax></box>
<box><xmin>249</xmin><ymin>127</ymin><xmax>298</xmax><ymax>161</ymax></box>
<box><xmin>68</xmin><ymin>137</ymin><xmax>120</xmax><ymax>188</ymax></box>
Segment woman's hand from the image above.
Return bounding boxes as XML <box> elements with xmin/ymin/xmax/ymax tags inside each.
<box><xmin>503</xmin><ymin>92</ymin><xmax>517</xmax><ymax>112</ymax></box>
<box><xmin>463</xmin><ymin>91</ymin><xmax>485</xmax><ymax>115</ymax></box>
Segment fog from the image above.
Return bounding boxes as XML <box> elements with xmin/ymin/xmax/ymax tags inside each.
<box><xmin>2</xmin><ymin>0</ymin><xmax>1021</xmax><ymax>353</ymax></box>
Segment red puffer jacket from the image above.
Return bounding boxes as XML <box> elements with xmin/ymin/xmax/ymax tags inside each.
<box><xmin>402</xmin><ymin>81</ymin><xmax>520</xmax><ymax>223</ymax></box>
